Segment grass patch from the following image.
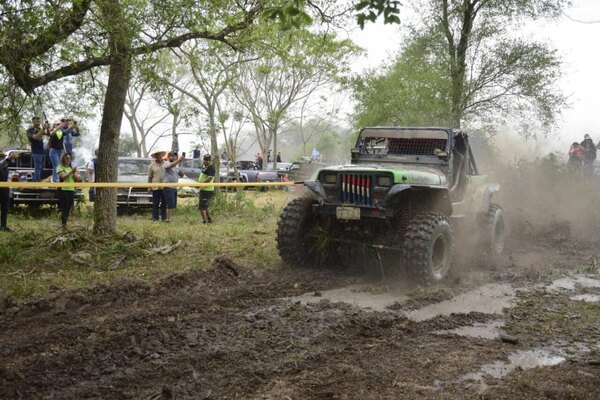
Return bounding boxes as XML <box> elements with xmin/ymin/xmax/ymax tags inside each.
<box><xmin>0</xmin><ymin>190</ymin><xmax>297</xmax><ymax>300</ymax></box>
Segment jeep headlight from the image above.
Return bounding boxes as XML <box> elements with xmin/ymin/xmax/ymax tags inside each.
<box><xmin>376</xmin><ymin>176</ymin><xmax>392</xmax><ymax>187</ymax></box>
<box><xmin>322</xmin><ymin>173</ymin><xmax>337</xmax><ymax>184</ymax></box>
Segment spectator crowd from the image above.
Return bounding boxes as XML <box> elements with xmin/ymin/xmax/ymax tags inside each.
<box><xmin>568</xmin><ymin>133</ymin><xmax>598</xmax><ymax>177</ymax></box>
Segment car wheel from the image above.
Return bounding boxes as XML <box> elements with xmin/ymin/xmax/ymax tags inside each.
<box><xmin>404</xmin><ymin>213</ymin><xmax>454</xmax><ymax>285</ymax></box>
<box><xmin>276</xmin><ymin>197</ymin><xmax>332</xmax><ymax>268</ymax></box>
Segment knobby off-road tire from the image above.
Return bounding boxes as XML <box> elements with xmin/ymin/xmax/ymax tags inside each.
<box><xmin>481</xmin><ymin>203</ymin><xmax>505</xmax><ymax>256</ymax></box>
<box><xmin>276</xmin><ymin>197</ymin><xmax>322</xmax><ymax>268</ymax></box>
<box><xmin>404</xmin><ymin>213</ymin><xmax>454</xmax><ymax>285</ymax></box>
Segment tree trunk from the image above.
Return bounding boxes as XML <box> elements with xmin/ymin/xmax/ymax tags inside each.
<box><xmin>170</xmin><ymin>110</ymin><xmax>180</xmax><ymax>153</ymax></box>
<box><xmin>207</xmin><ymin>103</ymin><xmax>220</xmax><ymax>170</ymax></box>
<box><xmin>93</xmin><ymin>0</ymin><xmax>132</xmax><ymax>236</ymax></box>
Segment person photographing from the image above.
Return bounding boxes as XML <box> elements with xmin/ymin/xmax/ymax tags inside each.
<box><xmin>164</xmin><ymin>151</ymin><xmax>185</xmax><ymax>223</ymax></box>
<box><xmin>27</xmin><ymin>116</ymin><xmax>45</xmax><ymax>182</ymax></box>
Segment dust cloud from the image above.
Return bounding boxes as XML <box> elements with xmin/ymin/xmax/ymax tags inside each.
<box><xmin>486</xmin><ymin>133</ymin><xmax>600</xmax><ymax>244</ymax></box>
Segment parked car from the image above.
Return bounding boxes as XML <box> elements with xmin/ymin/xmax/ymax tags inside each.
<box><xmin>117</xmin><ymin>157</ymin><xmax>198</xmax><ymax>208</ymax></box>
<box><xmin>179</xmin><ymin>158</ymin><xmax>203</xmax><ymax>180</ymax></box>
<box><xmin>276</xmin><ymin>161</ymin><xmax>326</xmax><ymax>182</ymax></box>
<box><xmin>5</xmin><ymin>150</ymin><xmax>85</xmax><ymax>207</ymax></box>
<box><xmin>180</xmin><ymin>158</ymin><xmax>231</xmax><ymax>182</ymax></box>
<box><xmin>266</xmin><ymin>162</ymin><xmax>292</xmax><ymax>171</ymax></box>
<box><xmin>117</xmin><ymin>157</ymin><xmax>153</xmax><ymax>208</ymax></box>
<box><xmin>225</xmin><ymin>160</ymin><xmax>283</xmax><ymax>184</ymax></box>
<box><xmin>177</xmin><ymin>176</ymin><xmax>199</xmax><ymax>197</ymax></box>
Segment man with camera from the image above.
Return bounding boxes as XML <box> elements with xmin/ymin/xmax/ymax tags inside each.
<box><xmin>63</xmin><ymin>118</ymin><xmax>80</xmax><ymax>156</ymax></box>
<box><xmin>164</xmin><ymin>151</ymin><xmax>185</xmax><ymax>223</ymax></box>
<box><xmin>27</xmin><ymin>116</ymin><xmax>46</xmax><ymax>182</ymax></box>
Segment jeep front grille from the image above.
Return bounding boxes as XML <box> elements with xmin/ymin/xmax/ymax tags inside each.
<box><xmin>341</xmin><ymin>174</ymin><xmax>372</xmax><ymax>205</ymax></box>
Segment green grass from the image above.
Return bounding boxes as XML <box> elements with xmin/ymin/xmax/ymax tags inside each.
<box><xmin>0</xmin><ymin>190</ymin><xmax>297</xmax><ymax>300</ymax></box>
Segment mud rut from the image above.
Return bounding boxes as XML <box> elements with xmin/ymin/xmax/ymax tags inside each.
<box><xmin>1</xmin><ymin>234</ymin><xmax>600</xmax><ymax>399</ymax></box>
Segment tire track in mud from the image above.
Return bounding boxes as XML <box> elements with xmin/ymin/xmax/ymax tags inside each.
<box><xmin>1</xmin><ymin>253</ymin><xmax>599</xmax><ymax>399</ymax></box>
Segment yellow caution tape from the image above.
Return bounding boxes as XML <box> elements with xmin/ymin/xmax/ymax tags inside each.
<box><xmin>0</xmin><ymin>181</ymin><xmax>298</xmax><ymax>188</ymax></box>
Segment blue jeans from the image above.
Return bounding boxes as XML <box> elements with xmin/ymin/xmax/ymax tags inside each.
<box><xmin>31</xmin><ymin>153</ymin><xmax>45</xmax><ymax>182</ymax></box>
<box><xmin>49</xmin><ymin>148</ymin><xmax>62</xmax><ymax>182</ymax></box>
<box><xmin>64</xmin><ymin>136</ymin><xmax>73</xmax><ymax>155</ymax></box>
<box><xmin>152</xmin><ymin>189</ymin><xmax>167</xmax><ymax>221</ymax></box>
<box><xmin>164</xmin><ymin>187</ymin><xmax>177</xmax><ymax>209</ymax></box>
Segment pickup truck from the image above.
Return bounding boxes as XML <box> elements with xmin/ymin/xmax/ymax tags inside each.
<box><xmin>276</xmin><ymin>161</ymin><xmax>326</xmax><ymax>182</ymax></box>
<box><xmin>225</xmin><ymin>160</ymin><xmax>280</xmax><ymax>184</ymax></box>
<box><xmin>116</xmin><ymin>157</ymin><xmax>198</xmax><ymax>209</ymax></box>
<box><xmin>180</xmin><ymin>158</ymin><xmax>231</xmax><ymax>182</ymax></box>
<box><xmin>5</xmin><ymin>150</ymin><xmax>85</xmax><ymax>207</ymax></box>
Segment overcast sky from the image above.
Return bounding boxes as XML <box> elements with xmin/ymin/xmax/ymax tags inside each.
<box><xmin>348</xmin><ymin>0</ymin><xmax>600</xmax><ymax>154</ymax></box>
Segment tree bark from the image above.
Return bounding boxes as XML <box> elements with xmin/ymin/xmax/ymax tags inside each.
<box><xmin>170</xmin><ymin>109</ymin><xmax>180</xmax><ymax>153</ymax></box>
<box><xmin>93</xmin><ymin>0</ymin><xmax>132</xmax><ymax>236</ymax></box>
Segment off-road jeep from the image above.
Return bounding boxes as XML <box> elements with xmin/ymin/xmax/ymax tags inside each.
<box><xmin>276</xmin><ymin>127</ymin><xmax>505</xmax><ymax>284</ymax></box>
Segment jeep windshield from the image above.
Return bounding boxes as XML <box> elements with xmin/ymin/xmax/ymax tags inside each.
<box><xmin>357</xmin><ymin>128</ymin><xmax>450</xmax><ymax>156</ymax></box>
<box><xmin>118</xmin><ymin>159</ymin><xmax>150</xmax><ymax>175</ymax></box>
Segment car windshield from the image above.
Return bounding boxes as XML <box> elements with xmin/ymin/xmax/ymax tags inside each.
<box><xmin>118</xmin><ymin>159</ymin><xmax>150</xmax><ymax>175</ymax></box>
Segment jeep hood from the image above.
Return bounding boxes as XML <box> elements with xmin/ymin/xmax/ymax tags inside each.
<box><xmin>317</xmin><ymin>164</ymin><xmax>447</xmax><ymax>186</ymax></box>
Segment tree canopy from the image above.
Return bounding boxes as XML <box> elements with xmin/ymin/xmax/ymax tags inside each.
<box><xmin>0</xmin><ymin>0</ymin><xmax>400</xmax><ymax>235</ymax></box>
<box><xmin>352</xmin><ymin>0</ymin><xmax>570</xmax><ymax>132</ymax></box>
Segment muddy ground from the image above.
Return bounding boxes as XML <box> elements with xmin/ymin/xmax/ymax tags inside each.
<box><xmin>1</xmin><ymin>221</ymin><xmax>599</xmax><ymax>399</ymax></box>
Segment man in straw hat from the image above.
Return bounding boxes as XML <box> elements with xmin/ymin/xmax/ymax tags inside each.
<box><xmin>0</xmin><ymin>151</ymin><xmax>20</xmax><ymax>231</ymax></box>
<box><xmin>148</xmin><ymin>150</ymin><xmax>167</xmax><ymax>222</ymax></box>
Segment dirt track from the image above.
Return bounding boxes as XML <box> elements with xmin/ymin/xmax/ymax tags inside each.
<box><xmin>1</xmin><ymin>223</ymin><xmax>600</xmax><ymax>399</ymax></box>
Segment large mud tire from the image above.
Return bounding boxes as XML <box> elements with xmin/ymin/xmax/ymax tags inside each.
<box><xmin>404</xmin><ymin>213</ymin><xmax>454</xmax><ymax>285</ymax></box>
<box><xmin>276</xmin><ymin>197</ymin><xmax>323</xmax><ymax>268</ymax></box>
<box><xmin>482</xmin><ymin>203</ymin><xmax>505</xmax><ymax>256</ymax></box>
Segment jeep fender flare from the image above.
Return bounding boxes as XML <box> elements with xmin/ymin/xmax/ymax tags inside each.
<box><xmin>385</xmin><ymin>184</ymin><xmax>452</xmax><ymax>216</ymax></box>
<box><xmin>478</xmin><ymin>183</ymin><xmax>500</xmax><ymax>213</ymax></box>
<box><xmin>304</xmin><ymin>180</ymin><xmax>327</xmax><ymax>201</ymax></box>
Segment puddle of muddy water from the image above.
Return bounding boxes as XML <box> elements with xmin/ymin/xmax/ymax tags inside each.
<box><xmin>570</xmin><ymin>294</ymin><xmax>600</xmax><ymax>302</ymax></box>
<box><xmin>290</xmin><ymin>283</ymin><xmax>516</xmax><ymax>322</ymax></box>
<box><xmin>462</xmin><ymin>348</ymin><xmax>566</xmax><ymax>382</ymax></box>
<box><xmin>547</xmin><ymin>275</ymin><xmax>600</xmax><ymax>291</ymax></box>
<box><xmin>403</xmin><ymin>284</ymin><xmax>516</xmax><ymax>322</ymax></box>
<box><xmin>434</xmin><ymin>320</ymin><xmax>505</xmax><ymax>340</ymax></box>
<box><xmin>290</xmin><ymin>285</ymin><xmax>409</xmax><ymax>312</ymax></box>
